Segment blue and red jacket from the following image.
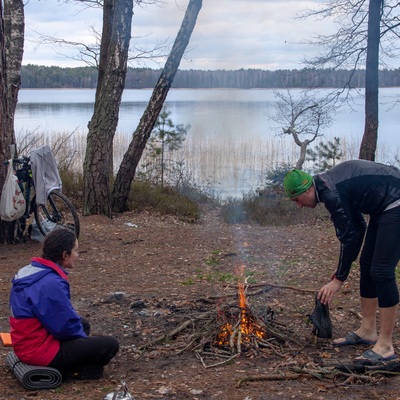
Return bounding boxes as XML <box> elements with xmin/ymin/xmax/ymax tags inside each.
<box><xmin>9</xmin><ymin>257</ymin><xmax>87</xmax><ymax>366</ymax></box>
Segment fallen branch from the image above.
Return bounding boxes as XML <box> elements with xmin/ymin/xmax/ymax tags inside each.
<box><xmin>236</xmin><ymin>372</ymin><xmax>306</xmax><ymax>387</ymax></box>
<box><xmin>334</xmin><ymin>360</ymin><xmax>400</xmax><ymax>376</ymax></box>
<box><xmin>195</xmin><ymin>350</ymin><xmax>240</xmax><ymax>369</ymax></box>
<box><xmin>237</xmin><ymin>363</ymin><xmax>397</xmax><ymax>389</ymax></box>
<box><xmin>139</xmin><ymin>311</ymin><xmax>212</xmax><ymax>350</ymax></box>
<box><xmin>330</xmin><ymin>373</ymin><xmax>380</xmax><ymax>387</ymax></box>
<box><xmin>203</xmin><ymin>282</ymin><xmax>316</xmax><ymax>302</ymax></box>
<box><xmin>241</xmin><ymin>282</ymin><xmax>316</xmax><ymax>294</ymax></box>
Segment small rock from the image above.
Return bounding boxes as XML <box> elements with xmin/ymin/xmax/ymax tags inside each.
<box><xmin>157</xmin><ymin>386</ymin><xmax>171</xmax><ymax>394</ymax></box>
<box><xmin>130</xmin><ymin>300</ymin><xmax>146</xmax><ymax>309</ymax></box>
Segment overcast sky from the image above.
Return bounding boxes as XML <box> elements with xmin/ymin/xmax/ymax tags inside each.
<box><xmin>23</xmin><ymin>0</ymin><xmax>333</xmax><ymax>70</ymax></box>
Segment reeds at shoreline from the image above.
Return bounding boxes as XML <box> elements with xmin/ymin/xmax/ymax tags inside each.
<box><xmin>15</xmin><ymin>128</ymin><xmax>399</xmax><ymax>198</ymax></box>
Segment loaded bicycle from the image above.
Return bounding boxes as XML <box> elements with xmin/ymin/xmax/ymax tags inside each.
<box><xmin>5</xmin><ymin>149</ymin><xmax>80</xmax><ymax>240</ymax></box>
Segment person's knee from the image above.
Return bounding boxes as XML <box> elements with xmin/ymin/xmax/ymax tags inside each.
<box><xmin>371</xmin><ymin>270</ymin><xmax>399</xmax><ymax>308</ymax></box>
<box><xmin>80</xmin><ymin>317</ymin><xmax>91</xmax><ymax>336</ymax></box>
<box><xmin>111</xmin><ymin>337</ymin><xmax>119</xmax><ymax>354</ymax></box>
<box><xmin>106</xmin><ymin>336</ymin><xmax>120</xmax><ymax>359</ymax></box>
<box><xmin>370</xmin><ymin>267</ymin><xmax>395</xmax><ymax>284</ymax></box>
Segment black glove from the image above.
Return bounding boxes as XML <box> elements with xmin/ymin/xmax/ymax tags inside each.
<box><xmin>309</xmin><ymin>293</ymin><xmax>332</xmax><ymax>339</ymax></box>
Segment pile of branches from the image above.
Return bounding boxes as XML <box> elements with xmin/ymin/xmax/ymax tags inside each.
<box><xmin>139</xmin><ymin>284</ymin><xmax>307</xmax><ymax>368</ymax></box>
<box><xmin>135</xmin><ymin>281</ymin><xmax>400</xmax><ymax>388</ymax></box>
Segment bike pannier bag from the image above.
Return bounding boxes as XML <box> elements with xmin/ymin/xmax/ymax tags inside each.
<box><xmin>0</xmin><ymin>161</ymin><xmax>26</xmax><ymax>221</ymax></box>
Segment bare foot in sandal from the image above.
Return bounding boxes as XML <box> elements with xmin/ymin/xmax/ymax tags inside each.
<box><xmin>355</xmin><ymin>349</ymin><xmax>397</xmax><ymax>365</ymax></box>
<box><xmin>333</xmin><ymin>331</ymin><xmax>377</xmax><ymax>347</ymax></box>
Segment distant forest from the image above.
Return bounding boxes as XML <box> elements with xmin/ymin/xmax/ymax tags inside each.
<box><xmin>20</xmin><ymin>64</ymin><xmax>400</xmax><ymax>89</ymax></box>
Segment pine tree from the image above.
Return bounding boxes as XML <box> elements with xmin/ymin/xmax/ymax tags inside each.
<box><xmin>307</xmin><ymin>137</ymin><xmax>343</xmax><ymax>172</ymax></box>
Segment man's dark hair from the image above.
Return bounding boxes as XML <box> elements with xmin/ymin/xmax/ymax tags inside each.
<box><xmin>42</xmin><ymin>228</ymin><xmax>77</xmax><ymax>263</ymax></box>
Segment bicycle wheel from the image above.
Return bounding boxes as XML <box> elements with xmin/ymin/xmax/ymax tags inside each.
<box><xmin>34</xmin><ymin>190</ymin><xmax>80</xmax><ymax>238</ymax></box>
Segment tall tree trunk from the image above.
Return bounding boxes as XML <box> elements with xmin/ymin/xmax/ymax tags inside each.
<box><xmin>83</xmin><ymin>0</ymin><xmax>133</xmax><ymax>216</ymax></box>
<box><xmin>359</xmin><ymin>0</ymin><xmax>382</xmax><ymax>161</ymax></box>
<box><xmin>0</xmin><ymin>0</ymin><xmax>24</xmax><ymax>243</ymax></box>
<box><xmin>0</xmin><ymin>0</ymin><xmax>10</xmax><ymax>199</ymax></box>
<box><xmin>111</xmin><ymin>0</ymin><xmax>202</xmax><ymax>213</ymax></box>
<box><xmin>4</xmin><ymin>0</ymin><xmax>24</xmax><ymax>121</ymax></box>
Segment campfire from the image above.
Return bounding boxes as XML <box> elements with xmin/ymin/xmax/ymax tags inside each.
<box><xmin>188</xmin><ymin>273</ymin><xmax>286</xmax><ymax>368</ymax></box>
<box><xmin>216</xmin><ymin>281</ymin><xmax>268</xmax><ymax>350</ymax></box>
<box><xmin>139</xmin><ymin>267</ymin><xmax>302</xmax><ymax>369</ymax></box>
<box><xmin>133</xmin><ymin>267</ymin><xmax>397</xmax><ymax>386</ymax></box>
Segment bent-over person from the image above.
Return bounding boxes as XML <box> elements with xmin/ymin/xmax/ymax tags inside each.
<box><xmin>284</xmin><ymin>160</ymin><xmax>400</xmax><ymax>364</ymax></box>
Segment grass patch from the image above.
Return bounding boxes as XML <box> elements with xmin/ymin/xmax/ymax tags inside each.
<box><xmin>196</xmin><ymin>269</ymin><xmax>257</xmax><ymax>284</ymax></box>
<box><xmin>196</xmin><ymin>271</ymin><xmax>235</xmax><ymax>283</ymax></box>
<box><xmin>180</xmin><ymin>278</ymin><xmax>195</xmax><ymax>286</ymax></box>
<box><xmin>205</xmin><ymin>249</ymin><xmax>223</xmax><ymax>266</ymax></box>
<box><xmin>244</xmin><ymin>270</ymin><xmax>257</xmax><ymax>284</ymax></box>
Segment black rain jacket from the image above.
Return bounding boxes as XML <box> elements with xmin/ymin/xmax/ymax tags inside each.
<box><xmin>314</xmin><ymin>159</ymin><xmax>400</xmax><ymax>281</ymax></box>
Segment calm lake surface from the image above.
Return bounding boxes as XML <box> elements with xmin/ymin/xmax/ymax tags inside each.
<box><xmin>15</xmin><ymin>88</ymin><xmax>400</xmax><ymax>197</ymax></box>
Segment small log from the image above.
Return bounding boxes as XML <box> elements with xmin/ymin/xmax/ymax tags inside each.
<box><xmin>243</xmin><ymin>282</ymin><xmax>316</xmax><ymax>294</ymax></box>
<box><xmin>139</xmin><ymin>311</ymin><xmax>212</xmax><ymax>350</ymax></box>
<box><xmin>236</xmin><ymin>373</ymin><xmax>306</xmax><ymax>388</ymax></box>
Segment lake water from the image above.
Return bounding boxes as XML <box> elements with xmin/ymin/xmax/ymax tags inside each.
<box><xmin>15</xmin><ymin>88</ymin><xmax>400</xmax><ymax>198</ymax></box>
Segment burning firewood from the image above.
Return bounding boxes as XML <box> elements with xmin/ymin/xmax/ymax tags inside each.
<box><xmin>214</xmin><ymin>282</ymin><xmax>275</xmax><ymax>353</ymax></box>
<box><xmin>138</xmin><ymin>272</ymin><xmax>315</xmax><ymax>369</ymax></box>
<box><xmin>189</xmin><ymin>280</ymin><xmax>301</xmax><ymax>368</ymax></box>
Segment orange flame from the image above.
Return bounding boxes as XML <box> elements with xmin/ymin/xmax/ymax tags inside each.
<box><xmin>216</xmin><ymin>277</ymin><xmax>266</xmax><ymax>346</ymax></box>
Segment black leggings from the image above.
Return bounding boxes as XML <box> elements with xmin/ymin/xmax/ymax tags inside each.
<box><xmin>359</xmin><ymin>206</ymin><xmax>400</xmax><ymax>308</ymax></box>
<box><xmin>48</xmin><ymin>318</ymin><xmax>119</xmax><ymax>371</ymax></box>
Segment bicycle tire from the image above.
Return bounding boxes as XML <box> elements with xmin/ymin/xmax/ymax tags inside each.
<box><xmin>34</xmin><ymin>190</ymin><xmax>80</xmax><ymax>238</ymax></box>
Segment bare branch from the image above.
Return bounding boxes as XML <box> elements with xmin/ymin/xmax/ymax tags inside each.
<box><xmin>28</xmin><ymin>1</ymin><xmax>169</xmax><ymax>69</ymax></box>
<box><xmin>298</xmin><ymin>0</ymin><xmax>400</xmax><ymax>71</ymax></box>
<box><xmin>31</xmin><ymin>28</ymin><xmax>100</xmax><ymax>67</ymax></box>
<box><xmin>271</xmin><ymin>89</ymin><xmax>336</xmax><ymax>169</ymax></box>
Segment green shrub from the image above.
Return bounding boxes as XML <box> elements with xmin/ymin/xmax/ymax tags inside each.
<box><xmin>58</xmin><ymin>166</ymin><xmax>84</xmax><ymax>207</ymax></box>
<box><xmin>128</xmin><ymin>181</ymin><xmax>200</xmax><ymax>222</ymax></box>
<box><xmin>221</xmin><ymin>189</ymin><xmax>328</xmax><ymax>226</ymax></box>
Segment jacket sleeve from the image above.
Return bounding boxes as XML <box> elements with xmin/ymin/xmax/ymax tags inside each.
<box><xmin>323</xmin><ymin>191</ymin><xmax>367</xmax><ymax>281</ymax></box>
<box><xmin>32</xmin><ymin>276</ymin><xmax>87</xmax><ymax>340</ymax></box>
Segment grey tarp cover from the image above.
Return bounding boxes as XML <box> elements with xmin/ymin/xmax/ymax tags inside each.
<box><xmin>6</xmin><ymin>350</ymin><xmax>62</xmax><ymax>390</ymax></box>
<box><xmin>30</xmin><ymin>145</ymin><xmax>62</xmax><ymax>205</ymax></box>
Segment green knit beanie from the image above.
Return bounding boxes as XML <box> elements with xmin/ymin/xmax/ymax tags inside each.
<box><xmin>284</xmin><ymin>169</ymin><xmax>313</xmax><ymax>198</ymax></box>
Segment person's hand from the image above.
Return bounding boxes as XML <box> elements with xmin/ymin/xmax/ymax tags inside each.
<box><xmin>318</xmin><ymin>278</ymin><xmax>343</xmax><ymax>305</ymax></box>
